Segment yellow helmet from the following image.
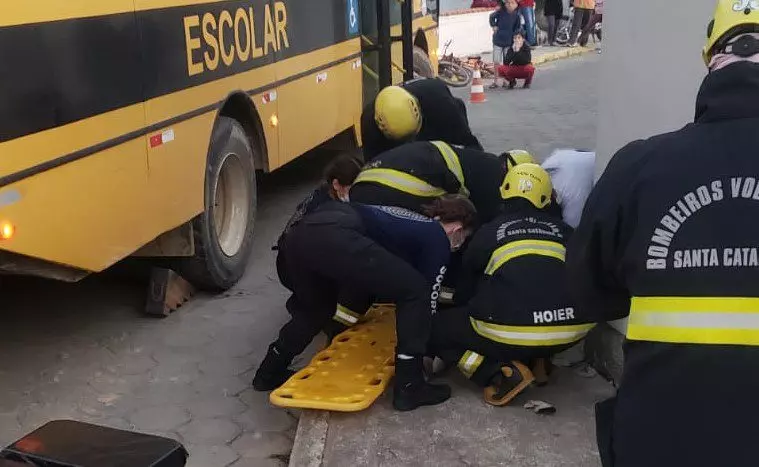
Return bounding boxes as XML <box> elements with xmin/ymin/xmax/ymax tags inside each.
<box><xmin>501</xmin><ymin>149</ymin><xmax>536</xmax><ymax>171</ymax></box>
<box><xmin>500</xmin><ymin>163</ymin><xmax>553</xmax><ymax>209</ymax></box>
<box><xmin>374</xmin><ymin>86</ymin><xmax>422</xmax><ymax>141</ymax></box>
<box><xmin>703</xmin><ymin>0</ymin><xmax>759</xmax><ymax>65</ymax></box>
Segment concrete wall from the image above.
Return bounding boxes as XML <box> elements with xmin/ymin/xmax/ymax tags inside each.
<box><xmin>437</xmin><ymin>10</ymin><xmax>495</xmax><ymax>57</ymax></box>
<box><xmin>595</xmin><ymin>0</ymin><xmax>715</xmax><ymax>177</ymax></box>
<box><xmin>594</xmin><ymin>0</ymin><xmax>715</xmax><ymax>334</ymax></box>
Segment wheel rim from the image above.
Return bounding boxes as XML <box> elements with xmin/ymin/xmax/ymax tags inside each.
<box><xmin>212</xmin><ymin>152</ymin><xmax>249</xmax><ymax>257</ymax></box>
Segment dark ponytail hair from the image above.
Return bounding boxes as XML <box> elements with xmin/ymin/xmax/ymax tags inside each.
<box><xmin>423</xmin><ymin>194</ymin><xmax>479</xmax><ymax>230</ymax></box>
<box><xmin>324</xmin><ymin>154</ymin><xmax>362</xmax><ymax>186</ymax></box>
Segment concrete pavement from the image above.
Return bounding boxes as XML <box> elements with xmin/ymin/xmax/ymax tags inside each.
<box><xmin>0</xmin><ymin>151</ymin><xmax>336</xmax><ymax>467</ymax></box>
<box><xmin>466</xmin><ymin>54</ymin><xmax>601</xmax><ymax>161</ymax></box>
<box><xmin>290</xmin><ymin>54</ymin><xmax>608</xmax><ymax>467</ymax></box>
<box><xmin>0</xmin><ymin>53</ymin><xmax>602</xmax><ymax>467</ymax></box>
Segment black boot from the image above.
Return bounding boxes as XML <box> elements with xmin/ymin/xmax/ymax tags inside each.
<box><xmin>252</xmin><ymin>344</ymin><xmax>296</xmax><ymax>391</ymax></box>
<box><xmin>393</xmin><ymin>356</ymin><xmax>451</xmax><ymax>412</ymax></box>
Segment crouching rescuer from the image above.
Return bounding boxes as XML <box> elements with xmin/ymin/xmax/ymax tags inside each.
<box><xmin>253</xmin><ymin>195</ymin><xmax>478</xmax><ymax>411</ymax></box>
<box><xmin>430</xmin><ymin>164</ymin><xmax>596</xmax><ymax>405</ymax></box>
<box><xmin>350</xmin><ymin>141</ymin><xmax>534</xmax><ymax>304</ymax></box>
<box><xmin>352</xmin><ymin>141</ymin><xmax>536</xmax><ymax>225</ymax></box>
<box><xmin>273</xmin><ymin>155</ymin><xmax>371</xmax><ymax>339</ymax></box>
<box><xmin>361</xmin><ymin>80</ymin><xmax>483</xmax><ymax>161</ymax></box>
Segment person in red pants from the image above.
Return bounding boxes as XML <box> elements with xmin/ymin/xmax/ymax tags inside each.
<box><xmin>497</xmin><ymin>32</ymin><xmax>535</xmax><ymax>89</ymax></box>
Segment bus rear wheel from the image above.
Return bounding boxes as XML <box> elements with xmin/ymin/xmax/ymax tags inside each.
<box><xmin>177</xmin><ymin>116</ymin><xmax>257</xmax><ymax>291</ymax></box>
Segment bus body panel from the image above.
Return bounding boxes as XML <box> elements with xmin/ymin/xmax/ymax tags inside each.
<box><xmin>276</xmin><ymin>40</ymin><xmax>363</xmax><ymax>168</ymax></box>
<box><xmin>0</xmin><ymin>0</ymin><xmax>152</xmax><ymax>272</ymax></box>
<box><xmin>0</xmin><ymin>138</ymin><xmax>152</xmax><ymax>272</ymax></box>
<box><xmin>0</xmin><ymin>0</ymin><xmax>438</xmax><ymax>275</ymax></box>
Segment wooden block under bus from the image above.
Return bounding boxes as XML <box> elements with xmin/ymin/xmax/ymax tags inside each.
<box><xmin>145</xmin><ymin>267</ymin><xmax>195</xmax><ymax>317</ymax></box>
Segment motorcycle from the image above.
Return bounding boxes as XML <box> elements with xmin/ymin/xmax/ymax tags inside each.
<box><xmin>437</xmin><ymin>39</ymin><xmax>474</xmax><ymax>88</ymax></box>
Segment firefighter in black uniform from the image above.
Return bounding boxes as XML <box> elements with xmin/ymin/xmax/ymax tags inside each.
<box><xmin>361</xmin><ymin>79</ymin><xmax>483</xmax><ymax>161</ymax></box>
<box><xmin>253</xmin><ymin>195</ymin><xmax>478</xmax><ymax>411</ymax></box>
<box><xmin>351</xmin><ymin>142</ymin><xmax>535</xmax><ymax>304</ymax></box>
<box><xmin>567</xmin><ymin>3</ymin><xmax>759</xmax><ymax>466</ymax></box>
<box><xmin>351</xmin><ymin>141</ymin><xmax>535</xmax><ymax>223</ymax></box>
<box><xmin>431</xmin><ymin>164</ymin><xmax>595</xmax><ymax>405</ymax></box>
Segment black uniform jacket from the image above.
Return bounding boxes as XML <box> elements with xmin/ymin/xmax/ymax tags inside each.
<box><xmin>361</xmin><ymin>78</ymin><xmax>483</xmax><ymax>161</ymax></box>
<box><xmin>351</xmin><ymin>141</ymin><xmax>506</xmax><ymax>222</ymax></box>
<box><xmin>456</xmin><ymin>202</ymin><xmax>581</xmax><ymax>330</ymax></box>
<box><xmin>567</xmin><ymin>62</ymin><xmax>759</xmax><ymax>467</ymax></box>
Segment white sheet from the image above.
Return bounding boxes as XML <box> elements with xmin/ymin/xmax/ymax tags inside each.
<box><xmin>542</xmin><ymin>149</ymin><xmax>596</xmax><ymax>228</ymax></box>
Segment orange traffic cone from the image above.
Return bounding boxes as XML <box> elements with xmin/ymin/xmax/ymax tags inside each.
<box><xmin>470</xmin><ymin>66</ymin><xmax>486</xmax><ymax>103</ymax></box>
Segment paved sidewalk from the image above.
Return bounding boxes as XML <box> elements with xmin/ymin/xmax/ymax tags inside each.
<box><xmin>291</xmin><ymin>367</ymin><xmax>614</xmax><ymax>467</ymax></box>
<box><xmin>532</xmin><ymin>46</ymin><xmax>597</xmax><ymax>66</ymax></box>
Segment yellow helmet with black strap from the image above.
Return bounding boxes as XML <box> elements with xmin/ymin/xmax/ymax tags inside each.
<box><xmin>374</xmin><ymin>86</ymin><xmax>422</xmax><ymax>141</ymax></box>
<box><xmin>499</xmin><ymin>163</ymin><xmax>553</xmax><ymax>209</ymax></box>
<box><xmin>703</xmin><ymin>0</ymin><xmax>759</xmax><ymax>66</ymax></box>
<box><xmin>501</xmin><ymin>149</ymin><xmax>536</xmax><ymax>171</ymax></box>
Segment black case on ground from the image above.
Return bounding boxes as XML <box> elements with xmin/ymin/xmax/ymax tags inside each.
<box><xmin>0</xmin><ymin>420</ymin><xmax>187</xmax><ymax>467</ymax></box>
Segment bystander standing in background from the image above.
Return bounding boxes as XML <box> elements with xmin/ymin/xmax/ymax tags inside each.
<box><xmin>567</xmin><ymin>0</ymin><xmax>595</xmax><ymax>47</ymax></box>
<box><xmin>578</xmin><ymin>0</ymin><xmax>603</xmax><ymax>48</ymax></box>
<box><xmin>544</xmin><ymin>0</ymin><xmax>563</xmax><ymax>46</ymax></box>
<box><xmin>489</xmin><ymin>0</ymin><xmax>521</xmax><ymax>88</ymax></box>
<box><xmin>517</xmin><ymin>0</ymin><xmax>538</xmax><ymax>47</ymax></box>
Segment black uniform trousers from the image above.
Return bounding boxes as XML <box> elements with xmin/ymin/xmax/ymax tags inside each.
<box><xmin>276</xmin><ymin>242</ymin><xmax>372</xmax><ymax>333</ymax></box>
<box><xmin>274</xmin><ymin>208</ymin><xmax>434</xmax><ymax>359</ymax></box>
<box><xmin>431</xmin><ymin>307</ymin><xmax>567</xmax><ymax>386</ymax></box>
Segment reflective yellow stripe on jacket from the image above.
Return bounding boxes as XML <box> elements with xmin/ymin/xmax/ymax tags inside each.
<box><xmin>354</xmin><ymin>168</ymin><xmax>447</xmax><ymax>197</ymax></box>
<box><xmin>457</xmin><ymin>350</ymin><xmax>485</xmax><ymax>378</ymax></box>
<box><xmin>333</xmin><ymin>304</ymin><xmax>361</xmax><ymax>327</ymax></box>
<box><xmin>485</xmin><ymin>239</ymin><xmax>566</xmax><ymax>275</ymax></box>
<box><xmin>429</xmin><ymin>141</ymin><xmax>470</xmax><ymax>197</ymax></box>
<box><xmin>628</xmin><ymin>297</ymin><xmax>759</xmax><ymax>346</ymax></box>
<box><xmin>471</xmin><ymin>318</ymin><xmax>595</xmax><ymax>346</ymax></box>
<box><xmin>354</xmin><ymin>141</ymin><xmax>467</xmax><ymax>197</ymax></box>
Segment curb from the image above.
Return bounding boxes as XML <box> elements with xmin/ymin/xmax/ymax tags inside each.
<box><xmin>533</xmin><ymin>46</ymin><xmax>595</xmax><ymax>66</ymax></box>
<box><xmin>288</xmin><ymin>410</ymin><xmax>330</xmax><ymax>467</ymax></box>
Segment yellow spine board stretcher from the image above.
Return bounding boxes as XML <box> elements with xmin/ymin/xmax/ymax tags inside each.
<box><xmin>270</xmin><ymin>305</ymin><xmax>397</xmax><ymax>412</ymax></box>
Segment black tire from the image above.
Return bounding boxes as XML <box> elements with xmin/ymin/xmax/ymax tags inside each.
<box><xmin>555</xmin><ymin>27</ymin><xmax>570</xmax><ymax>45</ymax></box>
<box><xmin>175</xmin><ymin>116</ymin><xmax>258</xmax><ymax>291</ymax></box>
<box><xmin>413</xmin><ymin>46</ymin><xmax>435</xmax><ymax>78</ymax></box>
<box><xmin>437</xmin><ymin>62</ymin><xmax>473</xmax><ymax>88</ymax></box>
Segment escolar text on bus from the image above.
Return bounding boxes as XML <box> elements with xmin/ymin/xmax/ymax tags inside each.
<box><xmin>183</xmin><ymin>3</ymin><xmax>290</xmax><ymax>76</ymax></box>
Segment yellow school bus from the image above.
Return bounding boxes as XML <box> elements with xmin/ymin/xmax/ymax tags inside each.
<box><xmin>0</xmin><ymin>0</ymin><xmax>438</xmax><ymax>290</ymax></box>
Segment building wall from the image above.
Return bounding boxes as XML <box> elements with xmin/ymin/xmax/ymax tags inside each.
<box><xmin>594</xmin><ymin>0</ymin><xmax>715</xmax><ymax>333</ymax></box>
<box><xmin>595</xmin><ymin>0</ymin><xmax>715</xmax><ymax>177</ymax></box>
<box><xmin>437</xmin><ymin>10</ymin><xmax>494</xmax><ymax>57</ymax></box>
